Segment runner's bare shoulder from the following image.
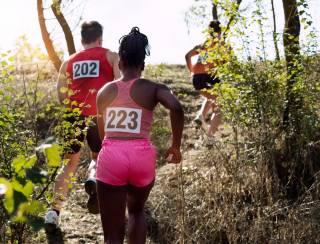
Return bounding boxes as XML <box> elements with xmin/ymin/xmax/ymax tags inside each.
<box><xmin>97</xmin><ymin>81</ymin><xmax>118</xmax><ymax>106</ymax></box>
<box><xmin>106</xmin><ymin>50</ymin><xmax>119</xmax><ymax>64</ymax></box>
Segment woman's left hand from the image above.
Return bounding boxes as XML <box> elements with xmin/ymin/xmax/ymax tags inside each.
<box><xmin>165</xmin><ymin>147</ymin><xmax>182</xmax><ymax>164</ymax></box>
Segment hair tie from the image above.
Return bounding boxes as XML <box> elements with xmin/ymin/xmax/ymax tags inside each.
<box><xmin>130</xmin><ymin>27</ymin><xmax>140</xmax><ymax>35</ymax></box>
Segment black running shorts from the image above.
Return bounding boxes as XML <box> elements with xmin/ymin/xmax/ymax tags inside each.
<box><xmin>62</xmin><ymin>113</ymin><xmax>102</xmax><ymax>154</ymax></box>
<box><xmin>192</xmin><ymin>73</ymin><xmax>220</xmax><ymax>90</ymax></box>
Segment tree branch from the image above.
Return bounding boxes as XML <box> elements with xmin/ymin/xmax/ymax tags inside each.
<box><xmin>51</xmin><ymin>0</ymin><xmax>76</xmax><ymax>55</ymax></box>
<box><xmin>37</xmin><ymin>0</ymin><xmax>62</xmax><ymax>72</ymax></box>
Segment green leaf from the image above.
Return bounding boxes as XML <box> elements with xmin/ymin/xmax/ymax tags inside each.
<box><xmin>22</xmin><ymin>181</ymin><xmax>33</xmax><ymax>197</ymax></box>
<box><xmin>25</xmin><ymin>155</ymin><xmax>37</xmax><ymax>169</ymax></box>
<box><xmin>8</xmin><ymin>56</ymin><xmax>15</xmax><ymax>62</ymax></box>
<box><xmin>2</xmin><ymin>69</ymin><xmax>7</xmax><ymax>76</ymax></box>
<box><xmin>44</xmin><ymin>144</ymin><xmax>61</xmax><ymax>167</ymax></box>
<box><xmin>59</xmin><ymin>86</ymin><xmax>68</xmax><ymax>93</ymax></box>
<box><xmin>27</xmin><ymin>200</ymin><xmax>46</xmax><ymax>215</ymax></box>
<box><xmin>11</xmin><ymin>180</ymin><xmax>25</xmax><ymax>193</ymax></box>
<box><xmin>12</xmin><ymin>155</ymin><xmax>27</xmax><ymax>175</ymax></box>
<box><xmin>0</xmin><ymin>178</ymin><xmax>14</xmax><ymax>213</ymax></box>
<box><xmin>13</xmin><ymin>190</ymin><xmax>28</xmax><ymax>214</ymax></box>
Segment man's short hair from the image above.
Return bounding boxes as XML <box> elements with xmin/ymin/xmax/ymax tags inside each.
<box><xmin>81</xmin><ymin>21</ymin><xmax>103</xmax><ymax>44</ymax></box>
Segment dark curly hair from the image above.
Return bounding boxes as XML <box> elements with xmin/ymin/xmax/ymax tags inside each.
<box><xmin>118</xmin><ymin>27</ymin><xmax>150</xmax><ymax>67</ymax></box>
<box><xmin>209</xmin><ymin>20</ymin><xmax>221</xmax><ymax>35</ymax></box>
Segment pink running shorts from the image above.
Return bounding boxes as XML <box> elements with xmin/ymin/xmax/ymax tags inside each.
<box><xmin>96</xmin><ymin>139</ymin><xmax>157</xmax><ymax>187</ymax></box>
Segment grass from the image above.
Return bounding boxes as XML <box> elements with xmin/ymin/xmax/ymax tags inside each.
<box><xmin>2</xmin><ymin>62</ymin><xmax>320</xmax><ymax>243</ymax></box>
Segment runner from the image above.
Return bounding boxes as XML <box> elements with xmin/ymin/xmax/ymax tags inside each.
<box><xmin>45</xmin><ymin>20</ymin><xmax>120</xmax><ymax>229</ymax></box>
<box><xmin>185</xmin><ymin>20</ymin><xmax>222</xmax><ymax>137</ymax></box>
<box><xmin>96</xmin><ymin>27</ymin><xmax>184</xmax><ymax>243</ymax></box>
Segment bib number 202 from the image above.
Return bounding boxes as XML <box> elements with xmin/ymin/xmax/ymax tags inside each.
<box><xmin>105</xmin><ymin>107</ymin><xmax>142</xmax><ymax>134</ymax></box>
<box><xmin>73</xmin><ymin>60</ymin><xmax>99</xmax><ymax>79</ymax></box>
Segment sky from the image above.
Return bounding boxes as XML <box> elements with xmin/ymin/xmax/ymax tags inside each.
<box><xmin>0</xmin><ymin>0</ymin><xmax>319</xmax><ymax>64</ymax></box>
<box><xmin>0</xmin><ymin>0</ymin><xmax>202</xmax><ymax>64</ymax></box>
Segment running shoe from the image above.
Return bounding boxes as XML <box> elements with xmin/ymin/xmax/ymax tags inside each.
<box><xmin>84</xmin><ymin>178</ymin><xmax>99</xmax><ymax>214</ymax></box>
<box><xmin>44</xmin><ymin>209</ymin><xmax>59</xmax><ymax>232</ymax></box>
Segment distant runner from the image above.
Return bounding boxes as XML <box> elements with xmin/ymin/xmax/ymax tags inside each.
<box><xmin>185</xmin><ymin>20</ymin><xmax>222</xmax><ymax>137</ymax></box>
<box><xmin>96</xmin><ymin>27</ymin><xmax>184</xmax><ymax>243</ymax></box>
<box><xmin>45</xmin><ymin>21</ymin><xmax>120</xmax><ymax>229</ymax></box>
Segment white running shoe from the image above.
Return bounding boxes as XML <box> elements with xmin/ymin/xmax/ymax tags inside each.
<box><xmin>44</xmin><ymin>210</ymin><xmax>59</xmax><ymax>229</ymax></box>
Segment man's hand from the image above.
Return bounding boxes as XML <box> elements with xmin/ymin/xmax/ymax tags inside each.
<box><xmin>165</xmin><ymin>147</ymin><xmax>182</xmax><ymax>164</ymax></box>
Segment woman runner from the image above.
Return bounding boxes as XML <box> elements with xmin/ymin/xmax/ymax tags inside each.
<box><xmin>185</xmin><ymin>20</ymin><xmax>222</xmax><ymax>137</ymax></box>
<box><xmin>96</xmin><ymin>27</ymin><xmax>184</xmax><ymax>243</ymax></box>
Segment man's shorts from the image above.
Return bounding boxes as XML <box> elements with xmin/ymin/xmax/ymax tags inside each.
<box><xmin>192</xmin><ymin>73</ymin><xmax>220</xmax><ymax>90</ymax></box>
<box><xmin>96</xmin><ymin>139</ymin><xmax>157</xmax><ymax>187</ymax></box>
<box><xmin>62</xmin><ymin>113</ymin><xmax>101</xmax><ymax>154</ymax></box>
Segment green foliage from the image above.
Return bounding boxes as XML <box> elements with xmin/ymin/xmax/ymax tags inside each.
<box><xmin>144</xmin><ymin>63</ymin><xmax>166</xmax><ymax>79</ymax></box>
<box><xmin>0</xmin><ymin>38</ymin><xmax>64</xmax><ymax>243</ymax></box>
<box><xmin>202</xmin><ymin>0</ymin><xmax>320</xmax><ymax>196</ymax></box>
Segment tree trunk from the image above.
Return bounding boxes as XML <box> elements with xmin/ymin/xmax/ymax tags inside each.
<box><xmin>271</xmin><ymin>0</ymin><xmax>280</xmax><ymax>61</ymax></box>
<box><xmin>51</xmin><ymin>0</ymin><xmax>76</xmax><ymax>55</ymax></box>
<box><xmin>223</xmin><ymin>0</ymin><xmax>242</xmax><ymax>38</ymax></box>
<box><xmin>37</xmin><ymin>0</ymin><xmax>62</xmax><ymax>72</ymax></box>
<box><xmin>212</xmin><ymin>3</ymin><xmax>218</xmax><ymax>20</ymax></box>
<box><xmin>280</xmin><ymin>0</ymin><xmax>303</xmax><ymax>200</ymax></box>
<box><xmin>282</xmin><ymin>0</ymin><xmax>301</xmax><ymax>128</ymax></box>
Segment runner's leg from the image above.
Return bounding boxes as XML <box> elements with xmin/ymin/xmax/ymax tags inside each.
<box><xmin>87</xmin><ymin>151</ymin><xmax>98</xmax><ymax>180</ymax></box>
<box><xmin>200</xmin><ymin>96</ymin><xmax>212</xmax><ymax>119</ymax></box>
<box><xmin>198</xmin><ymin>91</ymin><xmax>217</xmax><ymax>134</ymax></box>
<box><xmin>52</xmin><ymin>152</ymin><xmax>81</xmax><ymax>211</ymax></box>
<box><xmin>127</xmin><ymin>181</ymin><xmax>154</xmax><ymax>244</ymax></box>
<box><xmin>51</xmin><ymin>113</ymin><xmax>85</xmax><ymax>211</ymax></box>
<box><xmin>97</xmin><ymin>181</ymin><xmax>127</xmax><ymax>244</ymax></box>
<box><xmin>86</xmin><ymin>117</ymin><xmax>101</xmax><ymax>182</ymax></box>
<box><xmin>85</xmin><ymin>118</ymin><xmax>102</xmax><ymax>213</ymax></box>
<box><xmin>207</xmin><ymin>100</ymin><xmax>221</xmax><ymax>137</ymax></box>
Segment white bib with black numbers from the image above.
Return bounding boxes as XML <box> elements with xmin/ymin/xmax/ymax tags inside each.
<box><xmin>73</xmin><ymin>60</ymin><xmax>100</xmax><ymax>79</ymax></box>
<box><xmin>105</xmin><ymin>107</ymin><xmax>142</xmax><ymax>134</ymax></box>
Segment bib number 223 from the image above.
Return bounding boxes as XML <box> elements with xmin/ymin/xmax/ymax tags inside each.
<box><xmin>105</xmin><ymin>107</ymin><xmax>142</xmax><ymax>134</ymax></box>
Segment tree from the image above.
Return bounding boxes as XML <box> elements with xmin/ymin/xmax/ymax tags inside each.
<box><xmin>37</xmin><ymin>0</ymin><xmax>79</xmax><ymax>72</ymax></box>
<box><xmin>37</xmin><ymin>0</ymin><xmax>62</xmax><ymax>71</ymax></box>
<box><xmin>282</xmin><ymin>0</ymin><xmax>301</xmax><ymax>130</ymax></box>
<box><xmin>271</xmin><ymin>0</ymin><xmax>280</xmax><ymax>60</ymax></box>
<box><xmin>51</xmin><ymin>0</ymin><xmax>76</xmax><ymax>55</ymax></box>
<box><xmin>212</xmin><ymin>2</ymin><xmax>218</xmax><ymax>20</ymax></box>
<box><xmin>223</xmin><ymin>0</ymin><xmax>242</xmax><ymax>37</ymax></box>
<box><xmin>186</xmin><ymin>0</ymin><xmax>242</xmax><ymax>37</ymax></box>
<box><xmin>279</xmin><ymin>0</ymin><xmax>317</xmax><ymax>200</ymax></box>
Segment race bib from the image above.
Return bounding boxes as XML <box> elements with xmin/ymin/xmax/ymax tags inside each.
<box><xmin>73</xmin><ymin>60</ymin><xmax>100</xmax><ymax>79</ymax></box>
<box><xmin>105</xmin><ymin>107</ymin><xmax>142</xmax><ymax>134</ymax></box>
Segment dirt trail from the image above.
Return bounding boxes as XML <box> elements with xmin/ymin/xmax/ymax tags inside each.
<box><xmin>37</xmin><ymin>66</ymin><xmax>214</xmax><ymax>244</ymax></box>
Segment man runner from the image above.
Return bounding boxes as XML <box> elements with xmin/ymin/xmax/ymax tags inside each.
<box><xmin>45</xmin><ymin>20</ymin><xmax>120</xmax><ymax>229</ymax></box>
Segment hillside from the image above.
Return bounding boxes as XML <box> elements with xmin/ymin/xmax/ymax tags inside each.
<box><xmin>30</xmin><ymin>65</ymin><xmax>213</xmax><ymax>243</ymax></box>
<box><xmin>30</xmin><ymin>64</ymin><xmax>320</xmax><ymax>244</ymax></box>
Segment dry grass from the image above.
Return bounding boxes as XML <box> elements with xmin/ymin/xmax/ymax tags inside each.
<box><xmin>10</xmin><ymin>63</ymin><xmax>319</xmax><ymax>243</ymax></box>
<box><xmin>146</xmin><ymin>131</ymin><xmax>320</xmax><ymax>244</ymax></box>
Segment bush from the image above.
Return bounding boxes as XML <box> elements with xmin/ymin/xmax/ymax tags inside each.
<box><xmin>0</xmin><ymin>49</ymin><xmax>63</xmax><ymax>243</ymax></box>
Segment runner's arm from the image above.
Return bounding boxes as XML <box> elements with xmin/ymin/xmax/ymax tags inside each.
<box><xmin>157</xmin><ymin>84</ymin><xmax>184</xmax><ymax>163</ymax></box>
<box><xmin>96</xmin><ymin>99</ymin><xmax>105</xmax><ymax>141</ymax></box>
<box><xmin>56</xmin><ymin>60</ymin><xmax>69</xmax><ymax>105</ymax></box>
<box><xmin>96</xmin><ymin>83</ymin><xmax>117</xmax><ymax>140</ymax></box>
<box><xmin>185</xmin><ymin>45</ymin><xmax>201</xmax><ymax>72</ymax></box>
<box><xmin>107</xmin><ymin>51</ymin><xmax>121</xmax><ymax>80</ymax></box>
